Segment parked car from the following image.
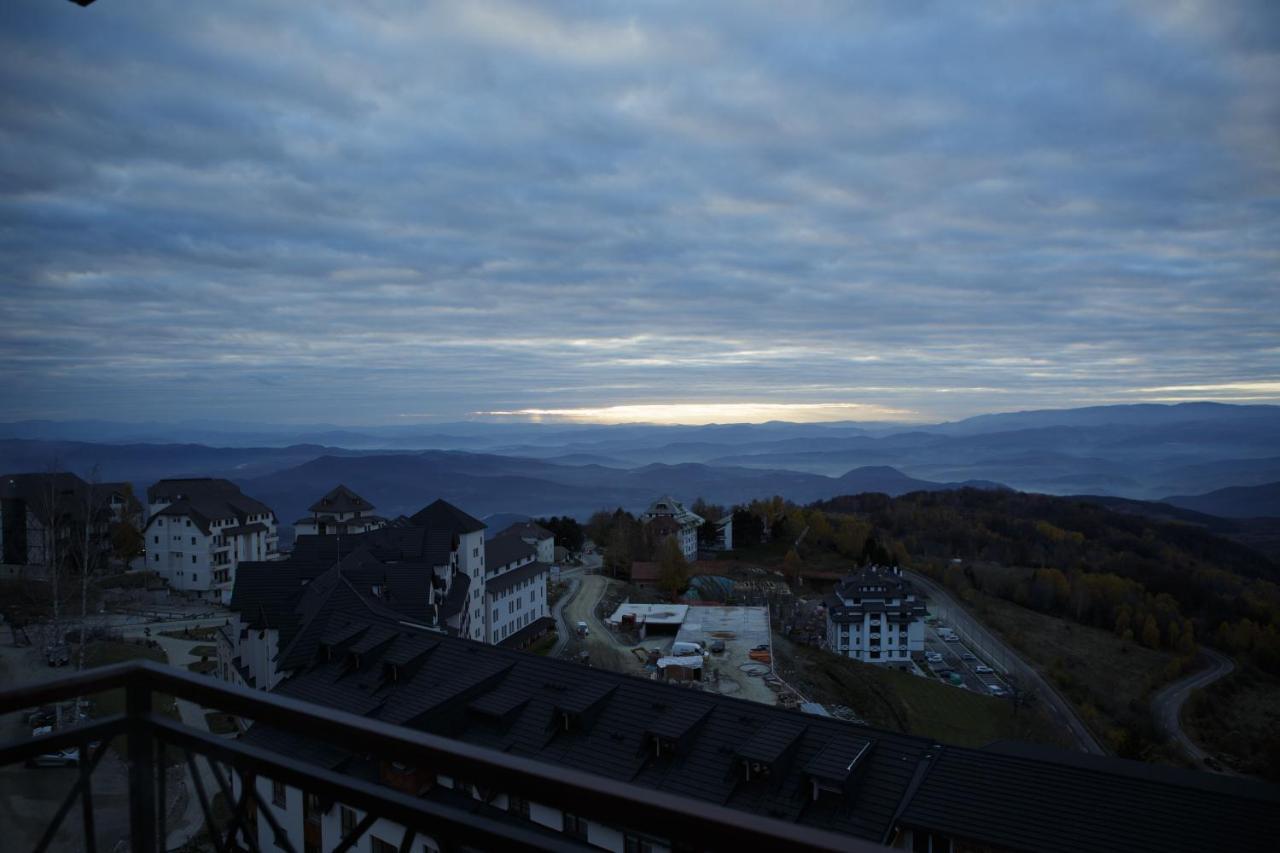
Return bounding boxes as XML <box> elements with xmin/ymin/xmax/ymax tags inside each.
<box><xmin>960</xmin><ymin>652</ymin><xmax>976</xmax><ymax>661</ymax></box>
<box><xmin>26</xmin><ymin>746</ymin><xmax>79</xmax><ymax>768</ymax></box>
<box><xmin>46</xmin><ymin>644</ymin><xmax>70</xmax><ymax>667</ymax></box>
<box><xmin>986</xmin><ymin>684</ymin><xmax>1006</xmax><ymax>696</ymax></box>
<box><xmin>944</xmin><ymin>635</ymin><xmax>961</xmax><ymax>643</ymax></box>
<box><xmin>709</xmin><ymin>639</ymin><xmax>726</xmax><ymax>654</ymax></box>
<box><xmin>576</xmin><ymin>621</ymin><xmax>589</xmax><ymax>637</ymax></box>
<box><xmin>975</xmin><ymin>665</ymin><xmax>994</xmax><ymax>674</ymax></box>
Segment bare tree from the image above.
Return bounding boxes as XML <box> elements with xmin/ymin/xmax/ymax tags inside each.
<box><xmin>74</xmin><ymin>465</ymin><xmax>109</xmax><ymax>719</ymax></box>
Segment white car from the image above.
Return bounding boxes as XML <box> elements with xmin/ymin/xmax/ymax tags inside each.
<box><xmin>986</xmin><ymin>684</ymin><xmax>1006</xmax><ymax>696</ymax></box>
<box><xmin>27</xmin><ymin>747</ymin><xmax>79</xmax><ymax>768</ymax></box>
<box><xmin>974</xmin><ymin>665</ymin><xmax>994</xmax><ymax>674</ymax></box>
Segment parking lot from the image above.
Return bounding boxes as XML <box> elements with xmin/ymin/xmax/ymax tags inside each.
<box><xmin>921</xmin><ymin>620</ymin><xmax>1012</xmax><ymax>697</ymax></box>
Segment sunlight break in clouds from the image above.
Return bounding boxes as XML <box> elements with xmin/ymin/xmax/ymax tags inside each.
<box><xmin>475</xmin><ymin>402</ymin><xmax>919</xmax><ymax>425</ymax></box>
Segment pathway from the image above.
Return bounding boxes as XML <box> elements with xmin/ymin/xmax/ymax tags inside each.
<box><xmin>1151</xmin><ymin>646</ymin><xmax>1236</xmax><ymax>772</ymax></box>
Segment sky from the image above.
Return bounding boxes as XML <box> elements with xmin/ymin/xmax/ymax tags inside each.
<box><xmin>1</xmin><ymin>0</ymin><xmax>1277</xmax><ymax>426</ymax></box>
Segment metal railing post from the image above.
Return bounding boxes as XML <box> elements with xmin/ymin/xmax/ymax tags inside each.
<box><xmin>127</xmin><ymin>674</ymin><xmax>157</xmax><ymax>853</ymax></box>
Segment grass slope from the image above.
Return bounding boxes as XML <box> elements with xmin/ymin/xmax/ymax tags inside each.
<box><xmin>772</xmin><ymin>635</ymin><xmax>1071</xmax><ymax>749</ymax></box>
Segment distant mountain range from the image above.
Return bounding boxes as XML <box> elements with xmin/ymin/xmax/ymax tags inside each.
<box><xmin>1162</xmin><ymin>482</ymin><xmax>1280</xmax><ymax>519</ymax></box>
<box><xmin>1</xmin><ymin>402</ymin><xmax>1277</xmax><ymax>523</ymax></box>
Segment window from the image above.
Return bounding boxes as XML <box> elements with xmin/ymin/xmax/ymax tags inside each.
<box><xmin>153</xmin><ymin>535</ymin><xmax>159</xmax><ymax>544</ymax></box>
<box><xmin>191</xmin><ymin>536</ymin><xmax>196</xmax><ymax>545</ymax></box>
<box><xmin>154</xmin><ymin>554</ymin><xmax>160</xmax><ymax>562</ymax></box>
<box><xmin>370</xmin><ymin>838</ymin><xmax>397</xmax><ymax>853</ymax></box>
<box><xmin>563</xmin><ymin>812</ymin><xmax>588</xmax><ymax>841</ymax></box>
<box><xmin>271</xmin><ymin>779</ymin><xmax>286</xmax><ymax>808</ymax></box>
<box><xmin>340</xmin><ymin>799</ymin><xmax>360</xmax><ymax>835</ymax></box>
<box><xmin>507</xmin><ymin>795</ymin><xmax>530</xmax><ymax>819</ymax></box>
<box><xmin>185</xmin><ymin>519</ymin><xmax>191</xmax><ymax>527</ymax></box>
<box><xmin>191</xmin><ymin>555</ymin><xmax>197</xmax><ymax>564</ymax></box>
<box><xmin>625</xmin><ymin>834</ymin><xmax>658</xmax><ymax>853</ymax></box>
<box><xmin>192</xmin><ymin>574</ymin><xmax>197</xmax><ymax>582</ymax></box>
<box><xmin>473</xmin><ymin>547</ymin><xmax>479</xmax><ymax>557</ymax></box>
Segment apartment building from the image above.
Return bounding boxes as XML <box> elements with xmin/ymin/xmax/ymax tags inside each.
<box><xmin>483</xmin><ymin>535</ymin><xmax>551</xmax><ymax>647</ymax></box>
<box><xmin>825</xmin><ymin>565</ymin><xmax>927</xmax><ymax>664</ymax></box>
<box><xmin>1</xmin><ymin>472</ymin><xmax>130</xmax><ymax>572</ymax></box>
<box><xmin>640</xmin><ymin>495</ymin><xmax>703</xmax><ymax>561</ymax></box>
<box><xmin>143</xmin><ymin>478</ymin><xmax>279</xmax><ymax>601</ymax></box>
<box><xmin>492</xmin><ymin>520</ymin><xmax>555</xmax><ymax>564</ymax></box>
<box><xmin>294</xmin><ymin>484</ymin><xmax>387</xmax><ymax>537</ymax></box>
<box><xmin>219</xmin><ymin>498</ymin><xmax>491</xmax><ymax>690</ymax></box>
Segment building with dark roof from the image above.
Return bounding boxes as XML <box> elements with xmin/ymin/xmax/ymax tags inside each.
<box><xmin>825</xmin><ymin>566</ymin><xmax>927</xmax><ymax>665</ymax></box>
<box><xmin>294</xmin><ymin>484</ymin><xmax>388</xmax><ymax>538</ymax></box>
<box><xmin>1</xmin><ymin>472</ymin><xmax>117</xmax><ymax>572</ymax></box>
<box><xmin>224</xmin><ymin>569</ymin><xmax>1278</xmax><ymax>853</ymax></box>
<box><xmin>220</xmin><ymin>498</ymin><xmax>494</xmax><ymax>691</ymax></box>
<box><xmin>641</xmin><ymin>495</ymin><xmax>703</xmax><ymax>560</ymax></box>
<box><xmin>483</xmin><ymin>536</ymin><xmax>551</xmax><ymax>648</ymax></box>
<box><xmin>494</xmin><ymin>520</ymin><xmax>556</xmax><ymax>563</ymax></box>
<box><xmin>143</xmin><ymin>477</ymin><xmax>279</xmax><ymax>601</ymax></box>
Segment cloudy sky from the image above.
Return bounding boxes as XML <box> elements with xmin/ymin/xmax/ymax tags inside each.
<box><xmin>2</xmin><ymin>0</ymin><xmax>1277</xmax><ymax>425</ymax></box>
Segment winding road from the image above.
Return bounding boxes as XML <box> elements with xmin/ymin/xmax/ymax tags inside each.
<box><xmin>1151</xmin><ymin>646</ymin><xmax>1235</xmax><ymax>771</ymax></box>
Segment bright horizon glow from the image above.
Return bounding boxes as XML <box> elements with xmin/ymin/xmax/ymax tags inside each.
<box><xmin>474</xmin><ymin>402</ymin><xmax>921</xmax><ymax>425</ymax></box>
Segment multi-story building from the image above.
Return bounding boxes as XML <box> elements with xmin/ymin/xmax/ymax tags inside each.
<box><xmin>825</xmin><ymin>565</ymin><xmax>927</xmax><ymax>665</ymax></box>
<box><xmin>1</xmin><ymin>472</ymin><xmax>125</xmax><ymax>574</ymax></box>
<box><xmin>493</xmin><ymin>520</ymin><xmax>555</xmax><ymax>564</ymax></box>
<box><xmin>143</xmin><ymin>478</ymin><xmax>279</xmax><ymax>601</ymax></box>
<box><xmin>293</xmin><ymin>484</ymin><xmax>387</xmax><ymax>538</ymax></box>
<box><xmin>483</xmin><ymin>535</ymin><xmax>551</xmax><ymax>647</ymax></box>
<box><xmin>641</xmin><ymin>495</ymin><xmax>703</xmax><ymax>561</ymax></box>
<box><xmin>219</xmin><ymin>498</ymin><xmax>493</xmax><ymax>690</ymax></box>
<box><xmin>217</xmin><ymin>571</ymin><xmax>1278</xmax><ymax>853</ymax></box>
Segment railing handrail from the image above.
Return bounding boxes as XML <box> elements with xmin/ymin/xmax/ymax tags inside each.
<box><xmin>0</xmin><ymin>660</ymin><xmax>887</xmax><ymax>852</ymax></box>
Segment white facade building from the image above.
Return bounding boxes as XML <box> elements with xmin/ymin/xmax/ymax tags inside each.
<box><xmin>824</xmin><ymin>566</ymin><xmax>926</xmax><ymax>665</ymax></box>
<box><xmin>641</xmin><ymin>496</ymin><xmax>703</xmax><ymax>561</ymax></box>
<box><xmin>144</xmin><ymin>478</ymin><xmax>279</xmax><ymax>601</ymax></box>
<box><xmin>493</xmin><ymin>520</ymin><xmax>556</xmax><ymax>564</ymax></box>
<box><xmin>293</xmin><ymin>484</ymin><xmax>387</xmax><ymax>537</ymax></box>
<box><xmin>483</xmin><ymin>535</ymin><xmax>550</xmax><ymax>646</ymax></box>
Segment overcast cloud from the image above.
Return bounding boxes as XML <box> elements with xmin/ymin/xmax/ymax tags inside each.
<box><xmin>1</xmin><ymin>0</ymin><xmax>1277</xmax><ymax>424</ymax></box>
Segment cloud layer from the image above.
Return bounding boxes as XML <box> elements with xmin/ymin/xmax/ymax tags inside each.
<box><xmin>1</xmin><ymin>0</ymin><xmax>1277</xmax><ymax>424</ymax></box>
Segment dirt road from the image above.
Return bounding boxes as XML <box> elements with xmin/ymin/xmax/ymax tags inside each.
<box><xmin>1151</xmin><ymin>647</ymin><xmax>1235</xmax><ymax>772</ymax></box>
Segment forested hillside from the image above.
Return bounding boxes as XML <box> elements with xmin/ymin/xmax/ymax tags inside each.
<box><xmin>812</xmin><ymin>489</ymin><xmax>1280</xmax><ymax>674</ymax></box>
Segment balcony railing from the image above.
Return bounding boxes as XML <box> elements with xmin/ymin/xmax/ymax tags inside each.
<box><xmin>0</xmin><ymin>660</ymin><xmax>883</xmax><ymax>853</ymax></box>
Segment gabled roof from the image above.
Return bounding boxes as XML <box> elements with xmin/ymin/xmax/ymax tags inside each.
<box><xmin>495</xmin><ymin>521</ymin><xmax>554</xmax><ymax>542</ymax></box>
<box><xmin>144</xmin><ymin>489</ymin><xmax>275</xmax><ymax>535</ymax></box>
<box><xmin>409</xmin><ymin>499</ymin><xmax>486</xmax><ymax>534</ymax></box>
<box><xmin>308</xmin><ymin>484</ymin><xmax>375</xmax><ymax>514</ymax></box>
<box><xmin>147</xmin><ymin>477</ymin><xmax>241</xmax><ymax>505</ymax></box>
<box><xmin>485</xmin><ymin>536</ymin><xmax>536</xmax><ymax>572</ymax></box>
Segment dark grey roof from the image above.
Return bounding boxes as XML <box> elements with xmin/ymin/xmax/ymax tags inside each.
<box><xmin>1</xmin><ymin>472</ymin><xmax>105</xmax><ymax>525</ymax></box>
<box><xmin>147</xmin><ymin>477</ymin><xmax>242</xmax><ymax>505</ymax></box>
<box><xmin>308</xmin><ymin>484</ymin><xmax>376</xmax><ymax>515</ymax></box>
<box><xmin>145</xmin><ymin>488</ymin><xmax>275</xmax><ymax>535</ymax></box>
<box><xmin>897</xmin><ymin>740</ymin><xmax>1277</xmax><ymax>853</ymax></box>
<box><xmin>485</xmin><ymin>561</ymin><xmax>548</xmax><ymax>597</ymax></box>
<box><xmin>485</xmin><ymin>536</ymin><xmax>536</xmax><ymax>571</ymax></box>
<box><xmin>237</xmin><ymin>586</ymin><xmax>1280</xmax><ymax>851</ymax></box>
<box><xmin>495</xmin><ymin>521</ymin><xmax>554</xmax><ymax>541</ymax></box>
<box><xmin>409</xmin><ymin>498</ymin><xmax>485</xmax><ymax>534</ymax></box>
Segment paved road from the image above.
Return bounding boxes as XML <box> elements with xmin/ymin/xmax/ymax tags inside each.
<box><xmin>549</xmin><ymin>577</ymin><xmax>582</xmax><ymax>658</ymax></box>
<box><xmin>1152</xmin><ymin>646</ymin><xmax>1235</xmax><ymax>771</ymax></box>
<box><xmin>906</xmin><ymin>571</ymin><xmax>1107</xmax><ymax>756</ymax></box>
